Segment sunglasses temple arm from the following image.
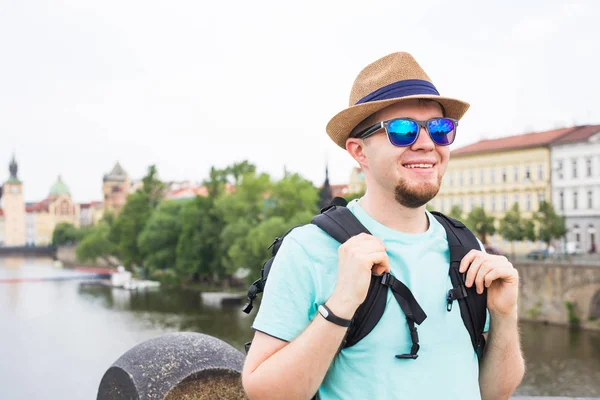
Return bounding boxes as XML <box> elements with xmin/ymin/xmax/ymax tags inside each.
<box><xmin>359</xmin><ymin>122</ymin><xmax>384</xmax><ymax>140</ymax></box>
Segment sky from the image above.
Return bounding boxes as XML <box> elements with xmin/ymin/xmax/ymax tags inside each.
<box><xmin>1</xmin><ymin>0</ymin><xmax>599</xmax><ymax>203</ymax></box>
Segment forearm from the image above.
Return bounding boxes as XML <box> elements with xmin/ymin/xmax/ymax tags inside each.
<box><xmin>479</xmin><ymin>308</ymin><xmax>525</xmax><ymax>400</ymax></box>
<box><xmin>244</xmin><ymin>295</ymin><xmax>354</xmax><ymax>400</ymax></box>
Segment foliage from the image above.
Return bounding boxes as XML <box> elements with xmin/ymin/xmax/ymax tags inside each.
<box><xmin>448</xmin><ymin>205</ymin><xmax>463</xmax><ymax>221</ymax></box>
<box><xmin>345</xmin><ymin>190</ymin><xmax>365</xmax><ymax>202</ymax></box>
<box><xmin>465</xmin><ymin>206</ymin><xmax>496</xmax><ymax>245</ymax></box>
<box><xmin>138</xmin><ymin>201</ymin><xmax>185</xmax><ymax>272</ymax></box>
<box><xmin>52</xmin><ymin>222</ymin><xmax>80</xmax><ymax>246</ymax></box>
<box><xmin>75</xmin><ymin>222</ymin><xmax>118</xmax><ymax>267</ymax></box>
<box><xmin>534</xmin><ymin>201</ymin><xmax>567</xmax><ymax>249</ymax></box>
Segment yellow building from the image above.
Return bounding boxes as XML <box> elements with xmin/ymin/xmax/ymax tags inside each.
<box><xmin>348</xmin><ymin>166</ymin><xmax>366</xmax><ymax>194</ymax></box>
<box><xmin>26</xmin><ymin>176</ymin><xmax>80</xmax><ymax>246</ymax></box>
<box><xmin>433</xmin><ymin>127</ymin><xmax>576</xmax><ymax>254</ymax></box>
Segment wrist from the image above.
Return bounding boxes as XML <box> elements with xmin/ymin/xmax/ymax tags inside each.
<box><xmin>489</xmin><ymin>305</ymin><xmax>519</xmax><ymax>323</ymax></box>
<box><xmin>326</xmin><ymin>291</ymin><xmax>360</xmax><ymax>320</ymax></box>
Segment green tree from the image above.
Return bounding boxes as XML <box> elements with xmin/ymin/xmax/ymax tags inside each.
<box><xmin>76</xmin><ymin>222</ymin><xmax>119</xmax><ymax>267</ymax></box>
<box><xmin>176</xmin><ymin>196</ymin><xmax>225</xmax><ymax>282</ymax></box>
<box><xmin>204</xmin><ymin>166</ymin><xmax>228</xmax><ymax>199</ymax></box>
<box><xmin>267</xmin><ymin>173</ymin><xmax>318</xmax><ymax>221</ymax></box>
<box><xmin>138</xmin><ymin>201</ymin><xmax>184</xmax><ymax>273</ymax></box>
<box><xmin>52</xmin><ymin>222</ymin><xmax>79</xmax><ymax>246</ymax></box>
<box><xmin>465</xmin><ymin>206</ymin><xmax>496</xmax><ymax>245</ymax></box>
<box><xmin>448</xmin><ymin>205</ymin><xmax>463</xmax><ymax>220</ymax></box>
<box><xmin>225</xmin><ymin>160</ymin><xmax>256</xmax><ymax>186</ymax></box>
<box><xmin>345</xmin><ymin>189</ymin><xmax>365</xmax><ymax>202</ymax></box>
<box><xmin>534</xmin><ymin>201</ymin><xmax>567</xmax><ymax>249</ymax></box>
<box><xmin>499</xmin><ymin>203</ymin><xmax>525</xmax><ymax>258</ymax></box>
<box><xmin>110</xmin><ymin>165</ymin><xmax>165</xmax><ymax>268</ymax></box>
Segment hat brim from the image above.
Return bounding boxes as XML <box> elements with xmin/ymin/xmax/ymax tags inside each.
<box><xmin>326</xmin><ymin>95</ymin><xmax>470</xmax><ymax>149</ymax></box>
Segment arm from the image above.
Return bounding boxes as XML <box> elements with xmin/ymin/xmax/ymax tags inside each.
<box><xmin>242</xmin><ymin>233</ymin><xmax>389</xmax><ymax>400</ymax></box>
<box><xmin>242</xmin><ymin>292</ymin><xmax>357</xmax><ymax>400</ymax></box>
<box><xmin>460</xmin><ymin>251</ymin><xmax>525</xmax><ymax>400</ymax></box>
<box><xmin>478</xmin><ymin>308</ymin><xmax>525</xmax><ymax>399</ymax></box>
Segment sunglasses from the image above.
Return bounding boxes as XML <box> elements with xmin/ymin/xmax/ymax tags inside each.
<box><xmin>353</xmin><ymin>117</ymin><xmax>458</xmax><ymax>147</ymax></box>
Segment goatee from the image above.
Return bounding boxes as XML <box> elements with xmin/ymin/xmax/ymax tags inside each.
<box><xmin>394</xmin><ymin>177</ymin><xmax>441</xmax><ymax>209</ymax></box>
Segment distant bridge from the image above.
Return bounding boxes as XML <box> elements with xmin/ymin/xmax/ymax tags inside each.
<box><xmin>0</xmin><ymin>246</ymin><xmax>55</xmax><ymax>257</ymax></box>
<box><xmin>516</xmin><ymin>261</ymin><xmax>600</xmax><ymax>330</ymax></box>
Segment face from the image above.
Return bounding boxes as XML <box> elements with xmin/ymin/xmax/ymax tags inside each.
<box><xmin>346</xmin><ymin>99</ymin><xmax>450</xmax><ymax>208</ymax></box>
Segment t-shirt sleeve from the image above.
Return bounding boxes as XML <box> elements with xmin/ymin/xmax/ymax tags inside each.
<box><xmin>251</xmin><ymin>235</ymin><xmax>318</xmax><ymax>342</ymax></box>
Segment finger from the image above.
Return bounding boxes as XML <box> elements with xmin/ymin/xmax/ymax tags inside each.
<box><xmin>459</xmin><ymin>249</ymin><xmax>481</xmax><ymax>273</ymax></box>
<box><xmin>474</xmin><ymin>261</ymin><xmax>493</xmax><ymax>294</ymax></box>
<box><xmin>364</xmin><ymin>251</ymin><xmax>390</xmax><ymax>273</ymax></box>
<box><xmin>484</xmin><ymin>267</ymin><xmax>518</xmax><ymax>287</ymax></box>
<box><xmin>465</xmin><ymin>255</ymin><xmax>485</xmax><ymax>288</ymax></box>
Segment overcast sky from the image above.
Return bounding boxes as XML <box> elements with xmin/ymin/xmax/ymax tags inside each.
<box><xmin>1</xmin><ymin>0</ymin><xmax>598</xmax><ymax>203</ymax></box>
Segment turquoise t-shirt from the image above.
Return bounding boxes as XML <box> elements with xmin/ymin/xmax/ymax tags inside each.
<box><xmin>252</xmin><ymin>199</ymin><xmax>488</xmax><ymax>399</ymax></box>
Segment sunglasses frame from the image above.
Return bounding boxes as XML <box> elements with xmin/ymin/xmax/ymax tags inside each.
<box><xmin>354</xmin><ymin>117</ymin><xmax>459</xmax><ymax>147</ymax></box>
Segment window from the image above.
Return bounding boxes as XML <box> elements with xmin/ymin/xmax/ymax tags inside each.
<box><xmin>525</xmin><ymin>166</ymin><xmax>531</xmax><ymax>180</ymax></box>
<box><xmin>572</xmin><ymin>159</ymin><xmax>578</xmax><ymax>179</ymax></box>
<box><xmin>490</xmin><ymin>168</ymin><xmax>495</xmax><ymax>184</ymax></box>
<box><xmin>479</xmin><ymin>169</ymin><xmax>484</xmax><ymax>184</ymax></box>
<box><xmin>502</xmin><ymin>168</ymin><xmax>507</xmax><ymax>183</ymax></box>
<box><xmin>503</xmin><ymin>195</ymin><xmax>508</xmax><ymax>211</ymax></box>
<box><xmin>459</xmin><ymin>172</ymin><xmax>463</xmax><ymax>185</ymax></box>
<box><xmin>449</xmin><ymin>173</ymin><xmax>453</xmax><ymax>185</ymax></box>
<box><xmin>491</xmin><ymin>196</ymin><xmax>496</xmax><ymax>211</ymax></box>
<box><xmin>538</xmin><ymin>164</ymin><xmax>544</xmax><ymax>180</ymax></box>
<box><xmin>469</xmin><ymin>171</ymin><xmax>474</xmax><ymax>185</ymax></box>
<box><xmin>470</xmin><ymin>198</ymin><xmax>475</xmax><ymax>211</ymax></box>
<box><xmin>480</xmin><ymin>197</ymin><xmax>485</xmax><ymax>208</ymax></box>
<box><xmin>589</xmin><ymin>190</ymin><xmax>593</xmax><ymax>209</ymax></box>
<box><xmin>538</xmin><ymin>192</ymin><xmax>545</xmax><ymax>204</ymax></box>
<box><xmin>587</xmin><ymin>158</ymin><xmax>592</xmax><ymax>177</ymax></box>
<box><xmin>557</xmin><ymin>161</ymin><xmax>563</xmax><ymax>180</ymax></box>
<box><xmin>514</xmin><ymin>194</ymin><xmax>519</xmax><ymax>206</ymax></box>
<box><xmin>559</xmin><ymin>191</ymin><xmax>564</xmax><ymax>210</ymax></box>
<box><xmin>526</xmin><ymin>194</ymin><xmax>531</xmax><ymax>211</ymax></box>
<box><xmin>513</xmin><ymin>166</ymin><xmax>519</xmax><ymax>182</ymax></box>
<box><xmin>573</xmin><ymin>191</ymin><xmax>578</xmax><ymax>209</ymax></box>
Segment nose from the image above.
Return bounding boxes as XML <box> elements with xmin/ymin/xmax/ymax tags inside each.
<box><xmin>410</xmin><ymin>125</ymin><xmax>435</xmax><ymax>152</ymax></box>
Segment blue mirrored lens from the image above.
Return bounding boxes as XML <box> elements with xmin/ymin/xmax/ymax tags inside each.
<box><xmin>428</xmin><ymin>118</ymin><xmax>455</xmax><ymax>145</ymax></box>
<box><xmin>387</xmin><ymin>119</ymin><xmax>418</xmax><ymax>146</ymax></box>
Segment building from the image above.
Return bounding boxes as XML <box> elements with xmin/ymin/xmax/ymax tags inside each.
<box><xmin>103</xmin><ymin>162</ymin><xmax>130</xmax><ymax>215</ymax></box>
<box><xmin>0</xmin><ymin>155</ymin><xmax>26</xmax><ymax>246</ymax></box>
<box><xmin>550</xmin><ymin>125</ymin><xmax>600</xmax><ymax>253</ymax></box>
<box><xmin>348</xmin><ymin>166</ymin><xmax>366</xmax><ymax>194</ymax></box>
<box><xmin>79</xmin><ymin>201</ymin><xmax>104</xmax><ymax>227</ymax></box>
<box><xmin>434</xmin><ymin>126</ymin><xmax>585</xmax><ymax>252</ymax></box>
<box><xmin>25</xmin><ymin>176</ymin><xmax>81</xmax><ymax>246</ymax></box>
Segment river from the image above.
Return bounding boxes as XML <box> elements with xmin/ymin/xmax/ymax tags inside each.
<box><xmin>1</xmin><ymin>257</ymin><xmax>599</xmax><ymax>399</ymax></box>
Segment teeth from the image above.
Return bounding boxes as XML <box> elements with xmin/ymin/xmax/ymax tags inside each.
<box><xmin>404</xmin><ymin>164</ymin><xmax>433</xmax><ymax>169</ymax></box>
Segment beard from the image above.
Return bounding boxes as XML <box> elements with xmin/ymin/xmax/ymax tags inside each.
<box><xmin>394</xmin><ymin>176</ymin><xmax>441</xmax><ymax>208</ymax></box>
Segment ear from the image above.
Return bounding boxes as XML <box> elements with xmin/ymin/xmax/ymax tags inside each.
<box><xmin>346</xmin><ymin>138</ymin><xmax>369</xmax><ymax>168</ymax></box>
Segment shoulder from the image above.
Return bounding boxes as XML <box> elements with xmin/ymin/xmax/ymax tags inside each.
<box><xmin>282</xmin><ymin>223</ymin><xmax>339</xmax><ymax>259</ymax></box>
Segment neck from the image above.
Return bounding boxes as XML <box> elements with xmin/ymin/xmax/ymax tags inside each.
<box><xmin>358</xmin><ymin>187</ymin><xmax>430</xmax><ymax>234</ymax></box>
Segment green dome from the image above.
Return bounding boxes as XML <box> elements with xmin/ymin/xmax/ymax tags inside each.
<box><xmin>49</xmin><ymin>175</ymin><xmax>70</xmax><ymax>196</ymax></box>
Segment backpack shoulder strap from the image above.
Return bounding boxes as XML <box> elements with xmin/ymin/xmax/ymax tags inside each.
<box><xmin>311</xmin><ymin>201</ymin><xmax>371</xmax><ymax>243</ymax></box>
<box><xmin>431</xmin><ymin>211</ymin><xmax>487</xmax><ymax>358</ymax></box>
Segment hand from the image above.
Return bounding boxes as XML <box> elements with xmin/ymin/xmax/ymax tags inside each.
<box><xmin>328</xmin><ymin>233</ymin><xmax>390</xmax><ymax>319</ymax></box>
<box><xmin>459</xmin><ymin>250</ymin><xmax>519</xmax><ymax>317</ymax></box>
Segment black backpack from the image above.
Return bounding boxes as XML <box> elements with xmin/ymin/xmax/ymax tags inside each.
<box><xmin>243</xmin><ymin>197</ymin><xmax>487</xmax><ymax>360</ymax></box>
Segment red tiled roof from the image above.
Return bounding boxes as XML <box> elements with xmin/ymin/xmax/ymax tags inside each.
<box><xmin>79</xmin><ymin>203</ymin><xmax>91</xmax><ymax>209</ymax></box>
<box><xmin>25</xmin><ymin>197</ymin><xmax>53</xmax><ymax>213</ymax></box>
<box><xmin>451</xmin><ymin>126</ymin><xmax>579</xmax><ymax>157</ymax></box>
<box><xmin>552</xmin><ymin>125</ymin><xmax>600</xmax><ymax>145</ymax></box>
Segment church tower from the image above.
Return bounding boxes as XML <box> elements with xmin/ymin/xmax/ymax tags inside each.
<box><xmin>1</xmin><ymin>154</ymin><xmax>26</xmax><ymax>246</ymax></box>
<box><xmin>318</xmin><ymin>164</ymin><xmax>333</xmax><ymax>210</ymax></box>
<box><xmin>103</xmin><ymin>162</ymin><xmax>130</xmax><ymax>215</ymax></box>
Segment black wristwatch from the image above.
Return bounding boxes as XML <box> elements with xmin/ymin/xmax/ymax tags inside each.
<box><xmin>318</xmin><ymin>304</ymin><xmax>352</xmax><ymax>327</ymax></box>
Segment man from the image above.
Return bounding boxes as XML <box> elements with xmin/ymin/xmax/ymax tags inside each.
<box><xmin>242</xmin><ymin>52</ymin><xmax>525</xmax><ymax>399</ymax></box>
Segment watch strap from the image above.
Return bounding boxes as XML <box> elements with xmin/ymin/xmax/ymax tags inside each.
<box><xmin>318</xmin><ymin>304</ymin><xmax>352</xmax><ymax>327</ymax></box>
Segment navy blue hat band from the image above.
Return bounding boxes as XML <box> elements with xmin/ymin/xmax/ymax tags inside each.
<box><xmin>355</xmin><ymin>79</ymin><xmax>440</xmax><ymax>105</ymax></box>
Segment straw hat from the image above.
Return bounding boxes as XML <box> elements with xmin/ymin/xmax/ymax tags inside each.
<box><xmin>326</xmin><ymin>52</ymin><xmax>470</xmax><ymax>149</ymax></box>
